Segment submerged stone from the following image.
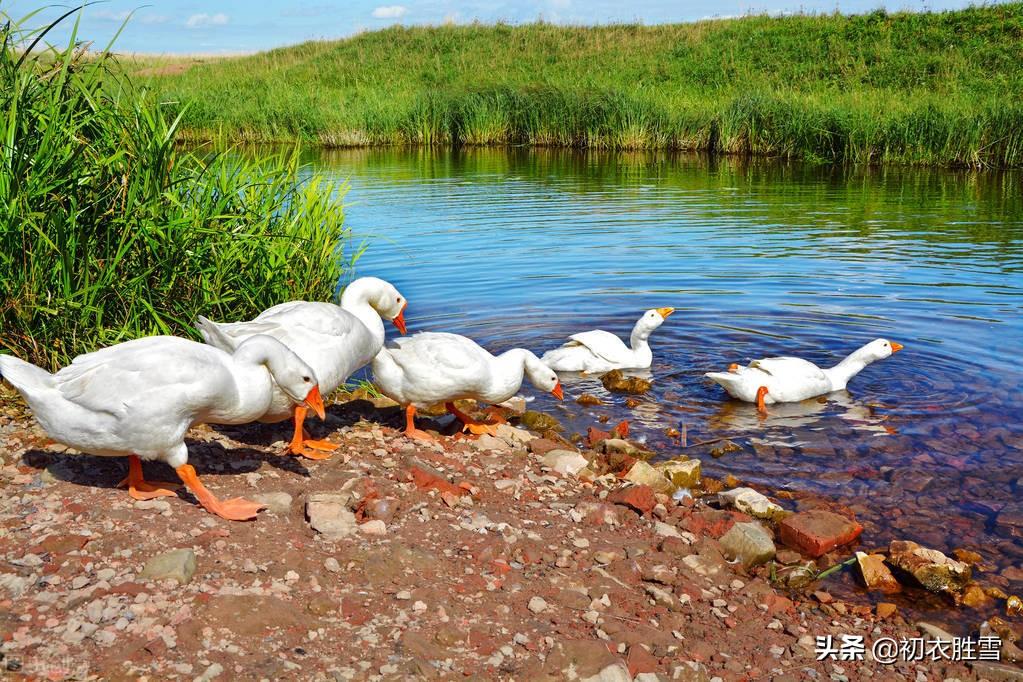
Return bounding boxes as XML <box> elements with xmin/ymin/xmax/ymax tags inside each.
<box><xmin>599</xmin><ymin>370</ymin><xmax>651</xmax><ymax>395</ymax></box>
<box><xmin>655</xmin><ymin>457</ymin><xmax>701</xmax><ymax>489</ymax></box>
<box><xmin>887</xmin><ymin>540</ymin><xmax>972</xmax><ymax>593</ymax></box>
<box><xmin>778</xmin><ymin>510</ymin><xmax>862</xmax><ymax>558</ymax></box>
<box><xmin>855</xmin><ymin>552</ymin><xmax>901</xmax><ymax>593</ymax></box>
<box><xmin>520</xmin><ymin>411</ymin><xmax>564</xmax><ymax>433</ymax></box>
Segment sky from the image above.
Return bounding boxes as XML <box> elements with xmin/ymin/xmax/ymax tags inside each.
<box><xmin>0</xmin><ymin>0</ymin><xmax>990</xmax><ymax>54</ymax></box>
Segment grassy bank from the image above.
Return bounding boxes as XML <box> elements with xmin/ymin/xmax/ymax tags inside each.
<box><xmin>142</xmin><ymin>4</ymin><xmax>1023</xmax><ymax>167</ymax></box>
<box><xmin>1</xmin><ymin>13</ymin><xmax>352</xmax><ymax>371</ymax></box>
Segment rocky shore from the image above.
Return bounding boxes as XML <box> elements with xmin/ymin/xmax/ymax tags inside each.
<box><xmin>0</xmin><ymin>391</ymin><xmax>1020</xmax><ymax>681</ymax></box>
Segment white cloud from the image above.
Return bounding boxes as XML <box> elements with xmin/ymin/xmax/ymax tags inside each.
<box><xmin>94</xmin><ymin>9</ymin><xmax>132</xmax><ymax>22</ymax></box>
<box><xmin>371</xmin><ymin>5</ymin><xmax>407</xmax><ymax>19</ymax></box>
<box><xmin>185</xmin><ymin>13</ymin><xmax>230</xmax><ymax>29</ymax></box>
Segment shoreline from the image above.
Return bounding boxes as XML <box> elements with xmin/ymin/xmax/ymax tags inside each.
<box><xmin>0</xmin><ymin>392</ymin><xmax>1014</xmax><ymax>680</ymax></box>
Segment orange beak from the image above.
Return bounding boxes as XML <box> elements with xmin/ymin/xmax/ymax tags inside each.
<box><xmin>551</xmin><ymin>381</ymin><xmax>564</xmax><ymax>400</ymax></box>
<box><xmin>655</xmin><ymin>307</ymin><xmax>675</xmax><ymax>319</ymax></box>
<box><xmin>392</xmin><ymin>302</ymin><xmax>408</xmax><ymax>335</ymax></box>
<box><xmin>890</xmin><ymin>342</ymin><xmax>904</xmax><ymax>353</ymax></box>
<box><xmin>304</xmin><ymin>385</ymin><xmax>326</xmax><ymax>420</ymax></box>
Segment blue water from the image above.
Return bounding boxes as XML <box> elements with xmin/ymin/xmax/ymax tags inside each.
<box><xmin>304</xmin><ymin>147</ymin><xmax>1023</xmax><ymax>605</ymax></box>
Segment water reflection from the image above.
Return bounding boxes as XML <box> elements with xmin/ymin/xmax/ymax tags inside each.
<box><xmin>291</xmin><ymin>145</ymin><xmax>1023</xmax><ymax>610</ymax></box>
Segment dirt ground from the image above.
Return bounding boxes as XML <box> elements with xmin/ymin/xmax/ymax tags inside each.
<box><xmin>0</xmin><ymin>393</ymin><xmax>1011</xmax><ymax>681</ymax></box>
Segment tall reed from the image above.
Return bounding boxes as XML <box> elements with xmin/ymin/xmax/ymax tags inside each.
<box><xmin>0</xmin><ymin>11</ymin><xmax>353</xmax><ymax>370</ymax></box>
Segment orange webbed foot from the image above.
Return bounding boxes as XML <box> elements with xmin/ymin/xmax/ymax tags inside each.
<box><xmin>463</xmin><ymin>422</ymin><xmax>500</xmax><ymax>437</ymax></box>
<box><xmin>119</xmin><ymin>455</ymin><xmax>179</xmax><ymax>500</ymax></box>
<box><xmin>175</xmin><ymin>464</ymin><xmax>265</xmax><ymax>521</ymax></box>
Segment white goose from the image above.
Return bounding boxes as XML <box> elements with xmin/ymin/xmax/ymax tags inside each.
<box><xmin>705</xmin><ymin>338</ymin><xmax>903</xmax><ymax>414</ymax></box>
<box><xmin>196</xmin><ymin>277</ymin><xmax>407</xmax><ymax>459</ymax></box>
<box><xmin>372</xmin><ymin>332</ymin><xmax>564</xmax><ymax>439</ymax></box>
<box><xmin>541</xmin><ymin>307</ymin><xmax>675</xmax><ymax>373</ymax></box>
<box><xmin>0</xmin><ymin>335</ymin><xmax>324</xmax><ymax>521</ymax></box>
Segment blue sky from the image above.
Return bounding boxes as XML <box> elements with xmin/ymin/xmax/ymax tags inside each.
<box><xmin>1</xmin><ymin>0</ymin><xmax>990</xmax><ymax>54</ymax></box>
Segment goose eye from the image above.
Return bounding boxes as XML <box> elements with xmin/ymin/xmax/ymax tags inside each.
<box><xmin>303</xmin><ymin>376</ymin><xmax>311</xmax><ymax>382</ymax></box>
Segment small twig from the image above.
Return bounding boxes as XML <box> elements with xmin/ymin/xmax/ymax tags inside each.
<box><xmin>816</xmin><ymin>556</ymin><xmax>857</xmax><ymax>581</ymax></box>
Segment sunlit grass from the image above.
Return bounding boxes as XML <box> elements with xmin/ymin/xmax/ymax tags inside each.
<box><xmin>135</xmin><ymin>4</ymin><xmax>1023</xmax><ymax>167</ymax></box>
<box><xmin>0</xmin><ymin>11</ymin><xmax>354</xmax><ymax>370</ymax></box>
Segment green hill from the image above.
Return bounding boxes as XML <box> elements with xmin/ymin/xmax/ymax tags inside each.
<box><xmin>144</xmin><ymin>3</ymin><xmax>1023</xmax><ymax>167</ymax></box>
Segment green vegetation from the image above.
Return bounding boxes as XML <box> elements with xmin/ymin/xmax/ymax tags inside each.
<box><xmin>1</xmin><ymin>12</ymin><xmax>352</xmax><ymax>371</ymax></box>
<box><xmin>143</xmin><ymin>4</ymin><xmax>1023</xmax><ymax>167</ymax></box>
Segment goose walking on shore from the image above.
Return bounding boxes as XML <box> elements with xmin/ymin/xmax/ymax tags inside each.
<box><xmin>197</xmin><ymin>277</ymin><xmax>407</xmax><ymax>459</ymax></box>
<box><xmin>372</xmin><ymin>332</ymin><xmax>563</xmax><ymax>439</ymax></box>
<box><xmin>0</xmin><ymin>335</ymin><xmax>325</xmax><ymax>520</ymax></box>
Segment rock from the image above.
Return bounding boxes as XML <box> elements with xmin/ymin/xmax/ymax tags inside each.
<box><xmin>472</xmin><ymin>433</ymin><xmax>508</xmax><ymax>451</ymax></box>
<box><xmin>777</xmin><ymin>510</ymin><xmax>863</xmax><ymax>558</ymax></box>
<box><xmin>251</xmin><ymin>491</ymin><xmax>292</xmax><ymax>515</ymax></box>
<box><xmin>670</xmin><ymin>661</ymin><xmax>710</xmax><ymax>682</ymax></box>
<box><xmin>709</xmin><ymin>440</ymin><xmax>742</xmax><ymax>458</ymax></box>
<box><xmin>306</xmin><ymin>493</ymin><xmax>359</xmax><ymax>541</ymax></box>
<box><xmin>581</xmin><ymin>662</ymin><xmax>632</xmax><ymax>682</ymax></box>
<box><xmin>543</xmin><ymin>450</ymin><xmax>591</xmax><ymax>477</ymax></box>
<box><xmin>520</xmin><ymin>411</ymin><xmax>563</xmax><ymax>433</ymax></box>
<box><xmin>1009</xmin><ymin>595</ymin><xmax>1022</xmax><ymax>617</ymax></box>
<box><xmin>324</xmin><ymin>557</ymin><xmax>341</xmax><ymax>573</ymax></box>
<box><xmin>495</xmin><ymin>423</ymin><xmax>534</xmax><ymax>446</ymax></box>
<box><xmin>626</xmin><ymin>644</ymin><xmax>658</xmax><ymax>677</ymax></box>
<box><xmin>855</xmin><ymin>552</ymin><xmax>901</xmax><ymax>593</ymax></box>
<box><xmin>887</xmin><ymin>540</ymin><xmax>971</xmax><ymax>593</ymax></box>
<box><xmin>876</xmin><ymin>602</ymin><xmax>897</xmax><ymax>619</ymax></box>
<box><xmin>528</xmin><ymin>438</ymin><xmax>568</xmax><ymax>456</ymax></box>
<box><xmin>980</xmin><ymin>620</ymin><xmax>1023</xmax><ymax>663</ymax></box>
<box><xmin>363</xmin><ymin>497</ymin><xmax>398</xmax><ymax>523</ymax></box>
<box><xmin>718</xmin><ymin>487</ymin><xmax>786</xmax><ymax>521</ymax></box>
<box><xmin>719</xmin><ymin>522</ymin><xmax>776</xmax><ymax>567</ymax></box>
<box><xmin>576</xmin><ymin>393</ymin><xmax>603</xmax><ymax>406</ymax></box>
<box><xmin>608</xmin><ymin>485</ymin><xmax>656</xmax><ymax>515</ymax></box>
<box><xmin>681</xmin><ymin>552</ymin><xmax>723</xmax><ymax>578</ymax></box>
<box><xmin>359</xmin><ymin>520</ymin><xmax>387</xmax><ymax>536</ymax></box>
<box><xmin>916</xmin><ymin>621</ymin><xmax>955</xmax><ymax>642</ymax></box>
<box><xmin>961</xmin><ymin>584</ymin><xmax>991</xmax><ymax>608</ymax></box>
<box><xmin>953</xmin><ymin>548</ymin><xmax>983</xmax><ymax>564</ymax></box>
<box><xmin>597</xmin><ymin>438</ymin><xmax>645</xmax><ymax>457</ymax></box>
<box><xmin>774</xmin><ymin>561</ymin><xmax>817</xmax><ymax>588</ymax></box>
<box><xmin>139</xmin><ymin>549</ymin><xmax>196</xmax><ymax>584</ymax></box>
<box><xmin>654</xmin><ymin>521</ymin><xmax>683</xmax><ymax>538</ymax></box>
<box><xmin>600</xmin><ymin>370</ymin><xmax>651</xmax><ymax>394</ymax></box>
<box><xmin>655</xmin><ymin>457</ymin><xmax>701</xmax><ymax>488</ymax></box>
<box><xmin>528</xmin><ymin>596</ymin><xmax>548</xmax><ymax>613</ymax></box>
<box><xmin>0</xmin><ymin>573</ymin><xmax>32</xmax><ymax>597</ymax></box>
<box><xmin>969</xmin><ymin>661</ymin><xmax>1023</xmax><ymax>681</ymax></box>
<box><xmin>623</xmin><ymin>460</ymin><xmax>674</xmax><ymax>494</ymax></box>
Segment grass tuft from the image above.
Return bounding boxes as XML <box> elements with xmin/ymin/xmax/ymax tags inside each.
<box><xmin>1</xmin><ymin>11</ymin><xmax>353</xmax><ymax>370</ymax></box>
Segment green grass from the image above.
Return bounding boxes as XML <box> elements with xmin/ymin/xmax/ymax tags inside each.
<box><xmin>139</xmin><ymin>4</ymin><xmax>1023</xmax><ymax>167</ymax></box>
<box><xmin>1</xmin><ymin>11</ymin><xmax>353</xmax><ymax>371</ymax></box>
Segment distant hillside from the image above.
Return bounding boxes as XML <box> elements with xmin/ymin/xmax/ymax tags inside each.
<box><xmin>143</xmin><ymin>3</ymin><xmax>1023</xmax><ymax>167</ymax></box>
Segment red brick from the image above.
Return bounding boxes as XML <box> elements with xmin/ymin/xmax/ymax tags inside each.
<box><xmin>778</xmin><ymin>510</ymin><xmax>862</xmax><ymax>558</ymax></box>
<box><xmin>608</xmin><ymin>485</ymin><xmax>656</xmax><ymax>515</ymax></box>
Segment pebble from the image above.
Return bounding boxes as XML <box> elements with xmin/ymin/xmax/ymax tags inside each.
<box><xmin>359</xmin><ymin>519</ymin><xmax>387</xmax><ymax>536</ymax></box>
<box><xmin>324</xmin><ymin>557</ymin><xmax>341</xmax><ymax>573</ymax></box>
<box><xmin>528</xmin><ymin>596</ymin><xmax>548</xmax><ymax>613</ymax></box>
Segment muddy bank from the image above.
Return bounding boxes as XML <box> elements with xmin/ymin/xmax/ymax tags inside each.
<box><xmin>0</xmin><ymin>393</ymin><xmax>1017</xmax><ymax>680</ymax></box>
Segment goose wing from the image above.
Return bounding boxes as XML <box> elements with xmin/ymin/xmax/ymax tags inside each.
<box><xmin>54</xmin><ymin>337</ymin><xmax>218</xmax><ymax>418</ymax></box>
<box><xmin>564</xmin><ymin>330</ymin><xmax>632</xmax><ymax>365</ymax></box>
<box><xmin>749</xmin><ymin>356</ymin><xmax>826</xmax><ymax>383</ymax></box>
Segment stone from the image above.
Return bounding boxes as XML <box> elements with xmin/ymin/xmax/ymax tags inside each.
<box><xmin>969</xmin><ymin>662</ymin><xmax>1023</xmax><ymax>681</ymax></box>
<box><xmin>495</xmin><ymin>423</ymin><xmax>534</xmax><ymax>446</ymax></box>
<box><xmin>359</xmin><ymin>520</ymin><xmax>387</xmax><ymax>536</ymax></box>
<box><xmin>597</xmin><ymin>438</ymin><xmax>645</xmax><ymax>457</ymax></box>
<box><xmin>626</xmin><ymin>645</ymin><xmax>658</xmax><ymax>677</ymax></box>
<box><xmin>855</xmin><ymin>552</ymin><xmax>901</xmax><ymax>593</ymax></box>
<box><xmin>600</xmin><ymin>370</ymin><xmax>651</xmax><ymax>394</ymax></box>
<box><xmin>980</xmin><ymin>620</ymin><xmax>1023</xmax><ymax>663</ymax></box>
<box><xmin>654</xmin><ymin>521</ymin><xmax>683</xmax><ymax>538</ymax></box>
<box><xmin>520</xmin><ymin>411</ymin><xmax>563</xmax><ymax>433</ymax></box>
<box><xmin>576</xmin><ymin>393</ymin><xmax>603</xmax><ymax>406</ymax></box>
<box><xmin>251</xmin><ymin>491</ymin><xmax>292</xmax><ymax>515</ymax></box>
<box><xmin>473</xmin><ymin>433</ymin><xmax>508</xmax><ymax>451</ymax></box>
<box><xmin>528</xmin><ymin>596</ymin><xmax>548</xmax><ymax>613</ymax></box>
<box><xmin>719</xmin><ymin>522</ymin><xmax>776</xmax><ymax>567</ymax></box>
<box><xmin>139</xmin><ymin>549</ymin><xmax>196</xmax><ymax>584</ymax></box>
<box><xmin>623</xmin><ymin>460</ymin><xmax>674</xmax><ymax>494</ymax></box>
<box><xmin>528</xmin><ymin>438</ymin><xmax>567</xmax><ymax>456</ymax></box>
<box><xmin>961</xmin><ymin>584</ymin><xmax>990</xmax><ymax>608</ymax></box>
<box><xmin>608</xmin><ymin>485</ymin><xmax>656</xmax><ymax>515</ymax></box>
<box><xmin>718</xmin><ymin>487</ymin><xmax>786</xmax><ymax>521</ymax></box>
<box><xmin>876</xmin><ymin>602</ymin><xmax>897</xmax><ymax>619</ymax></box>
<box><xmin>655</xmin><ymin>457</ymin><xmax>701</xmax><ymax>488</ymax></box>
<box><xmin>777</xmin><ymin>510</ymin><xmax>863</xmax><ymax>558</ymax></box>
<box><xmin>543</xmin><ymin>450</ymin><xmax>591</xmax><ymax>477</ymax></box>
<box><xmin>306</xmin><ymin>494</ymin><xmax>359</xmax><ymax>541</ymax></box>
<box><xmin>916</xmin><ymin>621</ymin><xmax>958</xmax><ymax>645</ymax></box>
<box><xmin>887</xmin><ymin>540</ymin><xmax>971</xmax><ymax>593</ymax></box>
<box><xmin>324</xmin><ymin>557</ymin><xmax>341</xmax><ymax>573</ymax></box>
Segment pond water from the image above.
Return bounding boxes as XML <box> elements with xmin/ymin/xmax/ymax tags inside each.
<box><xmin>305</xmin><ymin>146</ymin><xmax>1023</xmax><ymax>619</ymax></box>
